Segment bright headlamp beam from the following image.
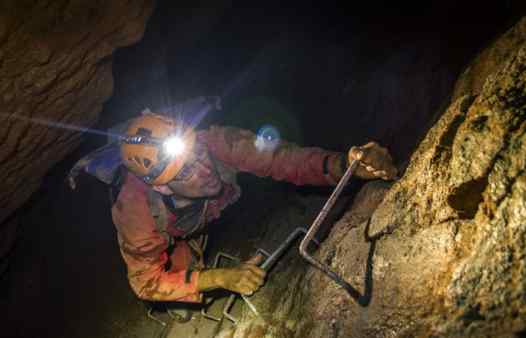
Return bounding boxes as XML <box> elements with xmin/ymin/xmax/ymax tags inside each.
<box><xmin>163</xmin><ymin>136</ymin><xmax>185</xmax><ymax>157</ymax></box>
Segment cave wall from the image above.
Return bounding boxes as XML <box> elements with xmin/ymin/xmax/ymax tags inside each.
<box><xmin>216</xmin><ymin>17</ymin><xmax>526</xmax><ymax>338</ymax></box>
<box><xmin>0</xmin><ymin>0</ymin><xmax>155</xmax><ymax>269</ymax></box>
<box><xmin>357</xmin><ymin>18</ymin><xmax>526</xmax><ymax>336</ymax></box>
<box><xmin>1</xmin><ymin>2</ymin><xmax>524</xmax><ymax>338</ymax></box>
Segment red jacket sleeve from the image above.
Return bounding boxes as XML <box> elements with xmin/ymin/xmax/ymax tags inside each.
<box><xmin>111</xmin><ymin>173</ymin><xmax>201</xmax><ymax>303</ymax></box>
<box><xmin>199</xmin><ymin>125</ymin><xmax>343</xmax><ymax>186</ymax></box>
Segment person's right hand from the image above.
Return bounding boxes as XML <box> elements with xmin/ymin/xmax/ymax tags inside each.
<box><xmin>197</xmin><ymin>255</ymin><xmax>266</xmax><ymax>295</ymax></box>
<box><xmin>348</xmin><ymin>141</ymin><xmax>398</xmax><ymax>180</ymax></box>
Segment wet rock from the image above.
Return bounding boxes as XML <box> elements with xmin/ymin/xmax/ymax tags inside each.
<box><xmin>0</xmin><ymin>1</ymin><xmax>154</xmax><ymax>256</ymax></box>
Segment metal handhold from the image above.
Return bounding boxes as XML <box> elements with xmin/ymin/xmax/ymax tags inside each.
<box><xmin>201</xmin><ymin>252</ymin><xmax>240</xmax><ymax>322</ymax></box>
<box><xmin>299</xmin><ymin>159</ymin><xmax>360</xmax><ymax>294</ymax></box>
<box><xmin>202</xmin><ymin>227</ymin><xmax>318</xmax><ymax>323</ymax></box>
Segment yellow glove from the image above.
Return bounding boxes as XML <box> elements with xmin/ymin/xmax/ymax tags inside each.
<box><xmin>197</xmin><ymin>256</ymin><xmax>266</xmax><ymax>295</ymax></box>
<box><xmin>348</xmin><ymin>142</ymin><xmax>398</xmax><ymax>180</ymax></box>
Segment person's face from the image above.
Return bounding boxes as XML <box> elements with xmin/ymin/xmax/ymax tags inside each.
<box><xmin>156</xmin><ymin>142</ymin><xmax>222</xmax><ymax>198</ymax></box>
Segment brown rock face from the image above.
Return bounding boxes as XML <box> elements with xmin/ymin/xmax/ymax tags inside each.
<box><xmin>302</xmin><ymin>17</ymin><xmax>526</xmax><ymax>338</ymax></box>
<box><xmin>0</xmin><ymin>1</ymin><xmax>154</xmax><ymax>235</ymax></box>
<box><xmin>216</xmin><ymin>16</ymin><xmax>526</xmax><ymax>338</ymax></box>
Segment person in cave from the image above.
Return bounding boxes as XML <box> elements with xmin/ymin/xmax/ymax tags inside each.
<box><xmin>68</xmin><ymin>103</ymin><xmax>397</xmax><ymax>321</ymax></box>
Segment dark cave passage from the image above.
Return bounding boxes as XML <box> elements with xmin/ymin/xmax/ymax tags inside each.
<box><xmin>1</xmin><ymin>1</ymin><xmax>525</xmax><ymax>338</ymax></box>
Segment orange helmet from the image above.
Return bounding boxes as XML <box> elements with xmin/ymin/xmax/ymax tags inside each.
<box><xmin>120</xmin><ymin>112</ymin><xmax>196</xmax><ymax>185</ymax></box>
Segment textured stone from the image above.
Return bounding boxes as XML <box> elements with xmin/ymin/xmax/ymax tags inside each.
<box><xmin>216</xmin><ymin>16</ymin><xmax>526</xmax><ymax>338</ymax></box>
<box><xmin>303</xmin><ymin>17</ymin><xmax>526</xmax><ymax>338</ymax></box>
<box><xmin>0</xmin><ymin>1</ymin><xmax>154</xmax><ymax>239</ymax></box>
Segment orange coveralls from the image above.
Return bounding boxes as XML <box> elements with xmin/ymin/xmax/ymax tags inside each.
<box><xmin>111</xmin><ymin>125</ymin><xmax>342</xmax><ymax>302</ymax></box>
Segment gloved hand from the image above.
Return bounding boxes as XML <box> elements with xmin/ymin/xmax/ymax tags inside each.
<box><xmin>197</xmin><ymin>255</ymin><xmax>266</xmax><ymax>295</ymax></box>
<box><xmin>348</xmin><ymin>141</ymin><xmax>398</xmax><ymax>180</ymax></box>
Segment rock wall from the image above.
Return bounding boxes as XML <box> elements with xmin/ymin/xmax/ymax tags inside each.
<box><xmin>301</xmin><ymin>16</ymin><xmax>526</xmax><ymax>338</ymax></box>
<box><xmin>0</xmin><ymin>0</ymin><xmax>154</xmax><ymax>261</ymax></box>
<box><xmin>216</xmin><ymin>16</ymin><xmax>526</xmax><ymax>338</ymax></box>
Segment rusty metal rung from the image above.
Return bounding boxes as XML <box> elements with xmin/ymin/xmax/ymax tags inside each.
<box><xmin>147</xmin><ymin>308</ymin><xmax>167</xmax><ymax>327</ymax></box>
<box><xmin>299</xmin><ymin>159</ymin><xmax>360</xmax><ymax>294</ymax></box>
<box><xmin>222</xmin><ymin>294</ymin><xmax>239</xmax><ymax>324</ymax></box>
<box><xmin>202</xmin><ymin>227</ymin><xmax>319</xmax><ymax>323</ymax></box>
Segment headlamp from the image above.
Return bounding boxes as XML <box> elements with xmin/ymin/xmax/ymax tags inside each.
<box><xmin>122</xmin><ymin>134</ymin><xmax>187</xmax><ymax>158</ymax></box>
<box><xmin>162</xmin><ymin>136</ymin><xmax>185</xmax><ymax>157</ymax></box>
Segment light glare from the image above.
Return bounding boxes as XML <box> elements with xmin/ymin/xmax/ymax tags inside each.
<box><xmin>163</xmin><ymin>136</ymin><xmax>185</xmax><ymax>156</ymax></box>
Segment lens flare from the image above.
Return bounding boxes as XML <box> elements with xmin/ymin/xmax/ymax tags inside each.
<box><xmin>255</xmin><ymin>125</ymin><xmax>280</xmax><ymax>152</ymax></box>
<box><xmin>163</xmin><ymin>136</ymin><xmax>185</xmax><ymax>156</ymax></box>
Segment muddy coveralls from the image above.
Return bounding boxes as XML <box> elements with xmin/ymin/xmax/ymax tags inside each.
<box><xmin>111</xmin><ymin>125</ymin><xmax>343</xmax><ymax>302</ymax></box>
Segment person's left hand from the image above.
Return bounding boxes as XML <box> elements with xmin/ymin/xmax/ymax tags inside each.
<box><xmin>348</xmin><ymin>142</ymin><xmax>398</xmax><ymax>180</ymax></box>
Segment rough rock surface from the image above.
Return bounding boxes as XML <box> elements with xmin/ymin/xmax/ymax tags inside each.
<box><xmin>0</xmin><ymin>0</ymin><xmax>154</xmax><ymax>257</ymax></box>
<box><xmin>217</xmin><ymin>16</ymin><xmax>526</xmax><ymax>338</ymax></box>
